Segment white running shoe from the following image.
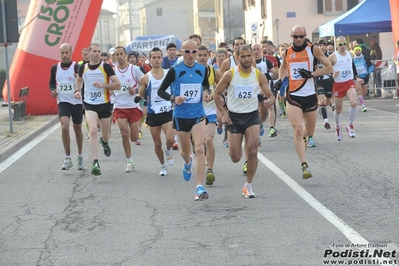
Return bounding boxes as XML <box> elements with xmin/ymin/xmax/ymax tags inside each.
<box><xmin>125</xmin><ymin>161</ymin><xmax>135</xmax><ymax>173</ymax></box>
<box><xmin>159</xmin><ymin>165</ymin><xmax>168</xmax><ymax>176</ymax></box>
<box><xmin>164</xmin><ymin>148</ymin><xmax>174</xmax><ymax>165</ymax></box>
<box><xmin>346</xmin><ymin>124</ymin><xmax>355</xmax><ymax>138</ymax></box>
<box><xmin>336</xmin><ymin>124</ymin><xmax>343</xmax><ymax>141</ymax></box>
<box><xmin>62</xmin><ymin>157</ymin><xmax>73</xmax><ymax>170</ymax></box>
<box><xmin>77</xmin><ymin>156</ymin><xmax>85</xmax><ymax>170</ymax></box>
<box><xmin>242</xmin><ymin>184</ymin><xmax>256</xmax><ymax>198</ymax></box>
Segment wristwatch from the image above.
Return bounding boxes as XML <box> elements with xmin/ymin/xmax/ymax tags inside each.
<box><xmin>170</xmin><ymin>95</ymin><xmax>175</xmax><ymax>103</ymax></box>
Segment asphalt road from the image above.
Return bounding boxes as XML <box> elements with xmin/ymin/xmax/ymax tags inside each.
<box><xmin>1</xmin><ymin>99</ymin><xmax>398</xmax><ymax>266</ymax></box>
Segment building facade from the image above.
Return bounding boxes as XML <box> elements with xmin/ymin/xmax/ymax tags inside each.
<box><xmin>243</xmin><ymin>0</ymin><xmax>360</xmax><ymax>45</ymax></box>
<box><xmin>92</xmin><ymin>9</ymin><xmax>117</xmax><ymax>53</ymax></box>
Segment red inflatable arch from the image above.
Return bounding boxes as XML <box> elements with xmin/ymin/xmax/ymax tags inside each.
<box><xmin>390</xmin><ymin>0</ymin><xmax>399</xmax><ymax>55</ymax></box>
<box><xmin>2</xmin><ymin>0</ymin><xmax>103</xmax><ymax>115</ymax></box>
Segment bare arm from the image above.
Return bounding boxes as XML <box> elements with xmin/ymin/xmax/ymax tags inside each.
<box><xmin>269</xmin><ymin>67</ymin><xmax>279</xmax><ymax>80</ymax></box>
<box><xmin>214</xmin><ymin>70</ymin><xmax>232</xmax><ymax>116</ymax></box>
<box><xmin>138</xmin><ymin>74</ymin><xmax>148</xmax><ymax>98</ymax></box>
<box><xmin>107</xmin><ymin>75</ymin><xmax>121</xmax><ymax>90</ymax></box>
<box><xmin>258</xmin><ymin>72</ymin><xmax>275</xmax><ymax>109</ymax></box>
<box><xmin>278</xmin><ymin>51</ymin><xmax>289</xmax><ymax>80</ymax></box>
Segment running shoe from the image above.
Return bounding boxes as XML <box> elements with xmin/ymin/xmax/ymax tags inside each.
<box><xmin>135</xmin><ymin>140</ymin><xmax>141</xmax><ymax>145</ymax></box>
<box><xmin>242</xmin><ymin>161</ymin><xmax>248</xmax><ymax>174</ymax></box>
<box><xmin>302</xmin><ymin>165</ymin><xmax>312</xmax><ymax>179</ymax></box>
<box><xmin>260</xmin><ymin>124</ymin><xmax>265</xmax><ymax>136</ymax></box>
<box><xmin>172</xmin><ymin>142</ymin><xmax>179</xmax><ymax>150</ymax></box>
<box><xmin>242</xmin><ymin>184</ymin><xmax>256</xmax><ymax>198</ymax></box>
<box><xmin>324</xmin><ymin>121</ymin><xmax>331</xmax><ymax>130</ymax></box>
<box><xmin>125</xmin><ymin>161</ymin><xmax>135</xmax><ymax>173</ymax></box>
<box><xmin>362</xmin><ymin>106</ymin><xmax>367</xmax><ymax>112</ymax></box>
<box><xmin>336</xmin><ymin>125</ymin><xmax>343</xmax><ymax>141</ymax></box>
<box><xmin>222</xmin><ymin>139</ymin><xmax>229</xmax><ymax>148</ymax></box>
<box><xmin>91</xmin><ymin>161</ymin><xmax>101</xmax><ymax>176</ymax></box>
<box><xmin>99</xmin><ymin>137</ymin><xmax>111</xmax><ymax>157</ymax></box>
<box><xmin>331</xmin><ymin>104</ymin><xmax>336</xmax><ymax>112</ymax></box>
<box><xmin>307</xmin><ymin>137</ymin><xmax>316</xmax><ymax>148</ymax></box>
<box><xmin>269</xmin><ymin>127</ymin><xmax>277</xmax><ymax>137</ymax></box>
<box><xmin>77</xmin><ymin>156</ymin><xmax>85</xmax><ymax>170</ymax></box>
<box><xmin>205</xmin><ymin>168</ymin><xmax>215</xmax><ymax>185</ymax></box>
<box><xmin>195</xmin><ymin>185</ymin><xmax>209</xmax><ymax>201</ymax></box>
<box><xmin>258</xmin><ymin>138</ymin><xmax>262</xmax><ymax>147</ymax></box>
<box><xmin>159</xmin><ymin>165</ymin><xmax>167</xmax><ymax>176</ymax></box>
<box><xmin>138</xmin><ymin>131</ymin><xmax>143</xmax><ymax>139</ymax></box>
<box><xmin>282</xmin><ymin>112</ymin><xmax>287</xmax><ymax>119</ymax></box>
<box><xmin>182</xmin><ymin>158</ymin><xmax>192</xmax><ymax>181</ymax></box>
<box><xmin>164</xmin><ymin>148</ymin><xmax>174</xmax><ymax>165</ymax></box>
<box><xmin>346</xmin><ymin>124</ymin><xmax>355</xmax><ymax>138</ymax></box>
<box><xmin>216</xmin><ymin>123</ymin><xmax>223</xmax><ymax>135</ymax></box>
<box><xmin>61</xmin><ymin>157</ymin><xmax>73</xmax><ymax>170</ymax></box>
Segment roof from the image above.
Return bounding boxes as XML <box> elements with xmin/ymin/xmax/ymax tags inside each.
<box><xmin>319</xmin><ymin>0</ymin><xmax>391</xmax><ymax>37</ymax></box>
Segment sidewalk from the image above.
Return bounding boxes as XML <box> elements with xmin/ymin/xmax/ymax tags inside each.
<box><xmin>0</xmin><ymin>100</ymin><xmax>58</xmax><ymax>162</ymax></box>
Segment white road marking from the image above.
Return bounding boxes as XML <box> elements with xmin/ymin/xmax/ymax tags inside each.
<box><xmin>0</xmin><ymin>124</ymin><xmax>59</xmax><ymax>176</ymax></box>
<box><xmin>258</xmin><ymin>152</ymin><xmax>369</xmax><ymax>244</ymax></box>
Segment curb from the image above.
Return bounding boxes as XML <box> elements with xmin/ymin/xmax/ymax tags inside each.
<box><xmin>0</xmin><ymin>116</ymin><xmax>59</xmax><ymax>162</ymax></box>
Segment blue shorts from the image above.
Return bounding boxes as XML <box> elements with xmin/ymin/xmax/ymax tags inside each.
<box><xmin>206</xmin><ymin>114</ymin><xmax>217</xmax><ymax>124</ymax></box>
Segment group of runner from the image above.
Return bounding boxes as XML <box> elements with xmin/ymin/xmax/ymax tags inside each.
<box><xmin>49</xmin><ymin>25</ymin><xmax>369</xmax><ymax>200</ymax></box>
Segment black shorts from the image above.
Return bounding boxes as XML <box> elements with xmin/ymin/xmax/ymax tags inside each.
<box><xmin>316</xmin><ymin>78</ymin><xmax>333</xmax><ymax>98</ymax></box>
<box><xmin>286</xmin><ymin>93</ymin><xmax>318</xmax><ymax>113</ymax></box>
<box><xmin>84</xmin><ymin>102</ymin><xmax>113</xmax><ymax>119</ymax></box>
<box><xmin>359</xmin><ymin>76</ymin><xmax>370</xmax><ymax>85</ymax></box>
<box><xmin>228</xmin><ymin>110</ymin><xmax>260</xmax><ymax>134</ymax></box>
<box><xmin>58</xmin><ymin>102</ymin><xmax>83</xmax><ymax>124</ymax></box>
<box><xmin>146</xmin><ymin>111</ymin><xmax>173</xmax><ymax>127</ymax></box>
<box><xmin>173</xmin><ymin>115</ymin><xmax>207</xmax><ymax>132</ymax></box>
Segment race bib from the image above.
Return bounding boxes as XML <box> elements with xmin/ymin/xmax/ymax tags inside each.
<box><xmin>340</xmin><ymin>67</ymin><xmax>352</xmax><ymax>79</ymax></box>
<box><xmin>152</xmin><ymin>101</ymin><xmax>172</xmax><ymax>114</ymax></box>
<box><xmin>180</xmin><ymin>83</ymin><xmax>201</xmax><ymax>103</ymax></box>
<box><xmin>234</xmin><ymin>85</ymin><xmax>255</xmax><ymax>99</ymax></box>
<box><xmin>119</xmin><ymin>83</ymin><xmax>131</xmax><ymax>94</ymax></box>
<box><xmin>290</xmin><ymin>62</ymin><xmax>308</xmax><ymax>80</ymax></box>
<box><xmin>57</xmin><ymin>82</ymin><xmax>74</xmax><ymax>94</ymax></box>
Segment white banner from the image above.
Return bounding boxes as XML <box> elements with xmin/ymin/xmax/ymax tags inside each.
<box><xmin>130</xmin><ymin>35</ymin><xmax>176</xmax><ymax>51</ymax></box>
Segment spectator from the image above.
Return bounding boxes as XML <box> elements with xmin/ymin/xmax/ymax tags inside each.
<box><xmin>370</xmin><ymin>36</ymin><xmax>382</xmax><ymax>60</ymax></box>
<box><xmin>370</xmin><ymin>36</ymin><xmax>383</xmax><ymax>89</ymax></box>
<box><xmin>218</xmin><ymin>42</ymin><xmax>228</xmax><ymax>49</ymax></box>
<box><xmin>392</xmin><ymin>40</ymin><xmax>399</xmax><ymax>91</ymax></box>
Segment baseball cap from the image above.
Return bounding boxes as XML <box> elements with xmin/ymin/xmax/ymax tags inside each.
<box><xmin>109</xmin><ymin>47</ymin><xmax>115</xmax><ymax>55</ymax></box>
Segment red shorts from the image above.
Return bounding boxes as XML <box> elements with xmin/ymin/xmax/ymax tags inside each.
<box><xmin>333</xmin><ymin>80</ymin><xmax>356</xmax><ymax>98</ymax></box>
<box><xmin>113</xmin><ymin>108</ymin><xmax>143</xmax><ymax>123</ymax></box>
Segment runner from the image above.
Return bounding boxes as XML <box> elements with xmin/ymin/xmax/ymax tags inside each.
<box><xmin>138</xmin><ymin>47</ymin><xmax>175</xmax><ymax>176</ymax></box>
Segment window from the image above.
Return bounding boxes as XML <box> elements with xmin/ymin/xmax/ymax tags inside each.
<box><xmin>318</xmin><ymin>0</ymin><xmax>355</xmax><ymax>14</ymax></box>
<box><xmin>261</xmin><ymin>0</ymin><xmax>267</xmax><ymax>19</ymax></box>
<box><xmin>104</xmin><ymin>20</ymin><xmax>109</xmax><ymax>39</ymax></box>
<box><xmin>324</xmin><ymin>0</ymin><xmax>343</xmax><ymax>12</ymax></box>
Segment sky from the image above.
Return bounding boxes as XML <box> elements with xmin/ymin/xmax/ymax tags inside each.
<box><xmin>102</xmin><ymin>0</ymin><xmax>116</xmax><ymax>12</ymax></box>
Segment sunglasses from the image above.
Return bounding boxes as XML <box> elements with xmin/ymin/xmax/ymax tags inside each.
<box><xmin>338</xmin><ymin>42</ymin><xmax>347</xmax><ymax>46</ymax></box>
<box><xmin>183</xmin><ymin>49</ymin><xmax>198</xmax><ymax>54</ymax></box>
<box><xmin>292</xmin><ymin>35</ymin><xmax>305</xmax><ymax>39</ymax></box>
